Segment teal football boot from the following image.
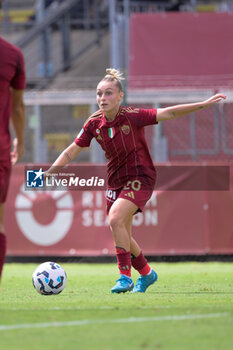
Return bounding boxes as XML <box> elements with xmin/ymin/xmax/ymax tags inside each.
<box><xmin>111</xmin><ymin>275</ymin><xmax>134</xmax><ymax>294</ymax></box>
<box><xmin>131</xmin><ymin>269</ymin><xmax>158</xmax><ymax>293</ymax></box>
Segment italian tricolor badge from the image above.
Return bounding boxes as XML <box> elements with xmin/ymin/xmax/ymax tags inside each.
<box><xmin>108</xmin><ymin>127</ymin><xmax>115</xmax><ymax>138</ymax></box>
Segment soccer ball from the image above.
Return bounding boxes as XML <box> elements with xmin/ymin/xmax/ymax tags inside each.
<box><xmin>32</xmin><ymin>261</ymin><xmax>67</xmax><ymax>295</ymax></box>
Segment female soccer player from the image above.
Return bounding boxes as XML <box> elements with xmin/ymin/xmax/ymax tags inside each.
<box><xmin>46</xmin><ymin>68</ymin><xmax>226</xmax><ymax>294</ymax></box>
<box><xmin>0</xmin><ymin>35</ymin><xmax>26</xmax><ymax>287</ymax></box>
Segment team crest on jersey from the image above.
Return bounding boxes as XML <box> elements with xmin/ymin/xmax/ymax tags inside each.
<box><xmin>97</xmin><ymin>135</ymin><xmax>103</xmax><ymax>141</ymax></box>
<box><xmin>96</xmin><ymin>129</ymin><xmax>100</xmax><ymax>134</ymax></box>
<box><xmin>121</xmin><ymin>124</ymin><xmax>130</xmax><ymax>135</ymax></box>
<box><xmin>108</xmin><ymin>127</ymin><xmax>115</xmax><ymax>138</ymax></box>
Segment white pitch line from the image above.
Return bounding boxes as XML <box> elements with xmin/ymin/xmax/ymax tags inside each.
<box><xmin>0</xmin><ymin>313</ymin><xmax>229</xmax><ymax>331</ymax></box>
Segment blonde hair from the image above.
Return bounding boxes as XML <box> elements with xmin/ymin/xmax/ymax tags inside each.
<box><xmin>100</xmin><ymin>68</ymin><xmax>124</xmax><ymax>91</ymax></box>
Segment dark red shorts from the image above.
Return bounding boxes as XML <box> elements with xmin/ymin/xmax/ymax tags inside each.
<box><xmin>106</xmin><ymin>178</ymin><xmax>155</xmax><ymax>215</ymax></box>
<box><xmin>0</xmin><ymin>161</ymin><xmax>11</xmax><ymax>203</ymax></box>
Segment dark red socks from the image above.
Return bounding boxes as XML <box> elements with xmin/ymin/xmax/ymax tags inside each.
<box><xmin>131</xmin><ymin>251</ymin><xmax>151</xmax><ymax>276</ymax></box>
<box><xmin>116</xmin><ymin>247</ymin><xmax>131</xmax><ymax>277</ymax></box>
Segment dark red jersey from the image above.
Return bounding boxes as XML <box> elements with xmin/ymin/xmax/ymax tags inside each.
<box><xmin>0</xmin><ymin>37</ymin><xmax>26</xmax><ymax>161</ymax></box>
<box><xmin>75</xmin><ymin>106</ymin><xmax>158</xmax><ymax>189</ymax></box>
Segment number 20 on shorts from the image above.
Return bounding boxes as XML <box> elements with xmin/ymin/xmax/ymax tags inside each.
<box><xmin>123</xmin><ymin>180</ymin><xmax>141</xmax><ymax>191</ymax></box>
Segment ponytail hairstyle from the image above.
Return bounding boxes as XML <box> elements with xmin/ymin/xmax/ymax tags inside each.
<box><xmin>100</xmin><ymin>68</ymin><xmax>125</xmax><ymax>92</ymax></box>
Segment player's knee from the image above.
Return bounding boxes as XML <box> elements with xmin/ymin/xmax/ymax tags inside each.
<box><xmin>108</xmin><ymin>213</ymin><xmax>125</xmax><ymax>232</ymax></box>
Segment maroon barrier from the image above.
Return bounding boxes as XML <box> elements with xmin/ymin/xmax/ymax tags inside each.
<box><xmin>129</xmin><ymin>13</ymin><xmax>233</xmax><ymax>89</ymax></box>
<box><xmin>4</xmin><ymin>164</ymin><xmax>233</xmax><ymax>256</ymax></box>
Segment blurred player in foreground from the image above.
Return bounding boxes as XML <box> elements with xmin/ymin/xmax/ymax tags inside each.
<box><xmin>46</xmin><ymin>68</ymin><xmax>226</xmax><ymax>293</ymax></box>
<box><xmin>0</xmin><ymin>16</ymin><xmax>26</xmax><ymax>286</ymax></box>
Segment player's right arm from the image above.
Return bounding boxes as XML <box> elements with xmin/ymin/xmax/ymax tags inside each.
<box><xmin>46</xmin><ymin>118</ymin><xmax>93</xmax><ymax>177</ymax></box>
<box><xmin>45</xmin><ymin>142</ymin><xmax>84</xmax><ymax>176</ymax></box>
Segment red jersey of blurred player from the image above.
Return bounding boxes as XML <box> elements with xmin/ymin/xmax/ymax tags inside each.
<box><xmin>0</xmin><ymin>37</ymin><xmax>25</xmax><ymax>162</ymax></box>
<box><xmin>0</xmin><ymin>36</ymin><xmax>26</xmax><ymax>284</ymax></box>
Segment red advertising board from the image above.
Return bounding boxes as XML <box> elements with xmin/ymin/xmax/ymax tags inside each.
<box><xmin>129</xmin><ymin>13</ymin><xmax>233</xmax><ymax>89</ymax></box>
<box><xmin>4</xmin><ymin>164</ymin><xmax>233</xmax><ymax>256</ymax></box>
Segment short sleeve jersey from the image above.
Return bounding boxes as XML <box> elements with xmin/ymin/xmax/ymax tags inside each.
<box><xmin>75</xmin><ymin>106</ymin><xmax>158</xmax><ymax>189</ymax></box>
<box><xmin>0</xmin><ymin>37</ymin><xmax>26</xmax><ymax>162</ymax></box>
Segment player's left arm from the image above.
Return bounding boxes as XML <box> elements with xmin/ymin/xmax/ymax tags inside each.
<box><xmin>156</xmin><ymin>93</ymin><xmax>226</xmax><ymax>122</ymax></box>
<box><xmin>10</xmin><ymin>88</ymin><xmax>25</xmax><ymax>165</ymax></box>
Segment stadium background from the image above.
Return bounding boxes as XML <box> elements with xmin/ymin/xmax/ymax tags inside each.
<box><xmin>1</xmin><ymin>0</ymin><xmax>233</xmax><ymax>260</ymax></box>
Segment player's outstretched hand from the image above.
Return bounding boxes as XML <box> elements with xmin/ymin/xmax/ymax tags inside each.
<box><xmin>203</xmin><ymin>94</ymin><xmax>226</xmax><ymax>107</ymax></box>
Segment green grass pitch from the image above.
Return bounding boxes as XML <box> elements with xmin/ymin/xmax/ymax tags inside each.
<box><xmin>0</xmin><ymin>262</ymin><xmax>232</xmax><ymax>350</ymax></box>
